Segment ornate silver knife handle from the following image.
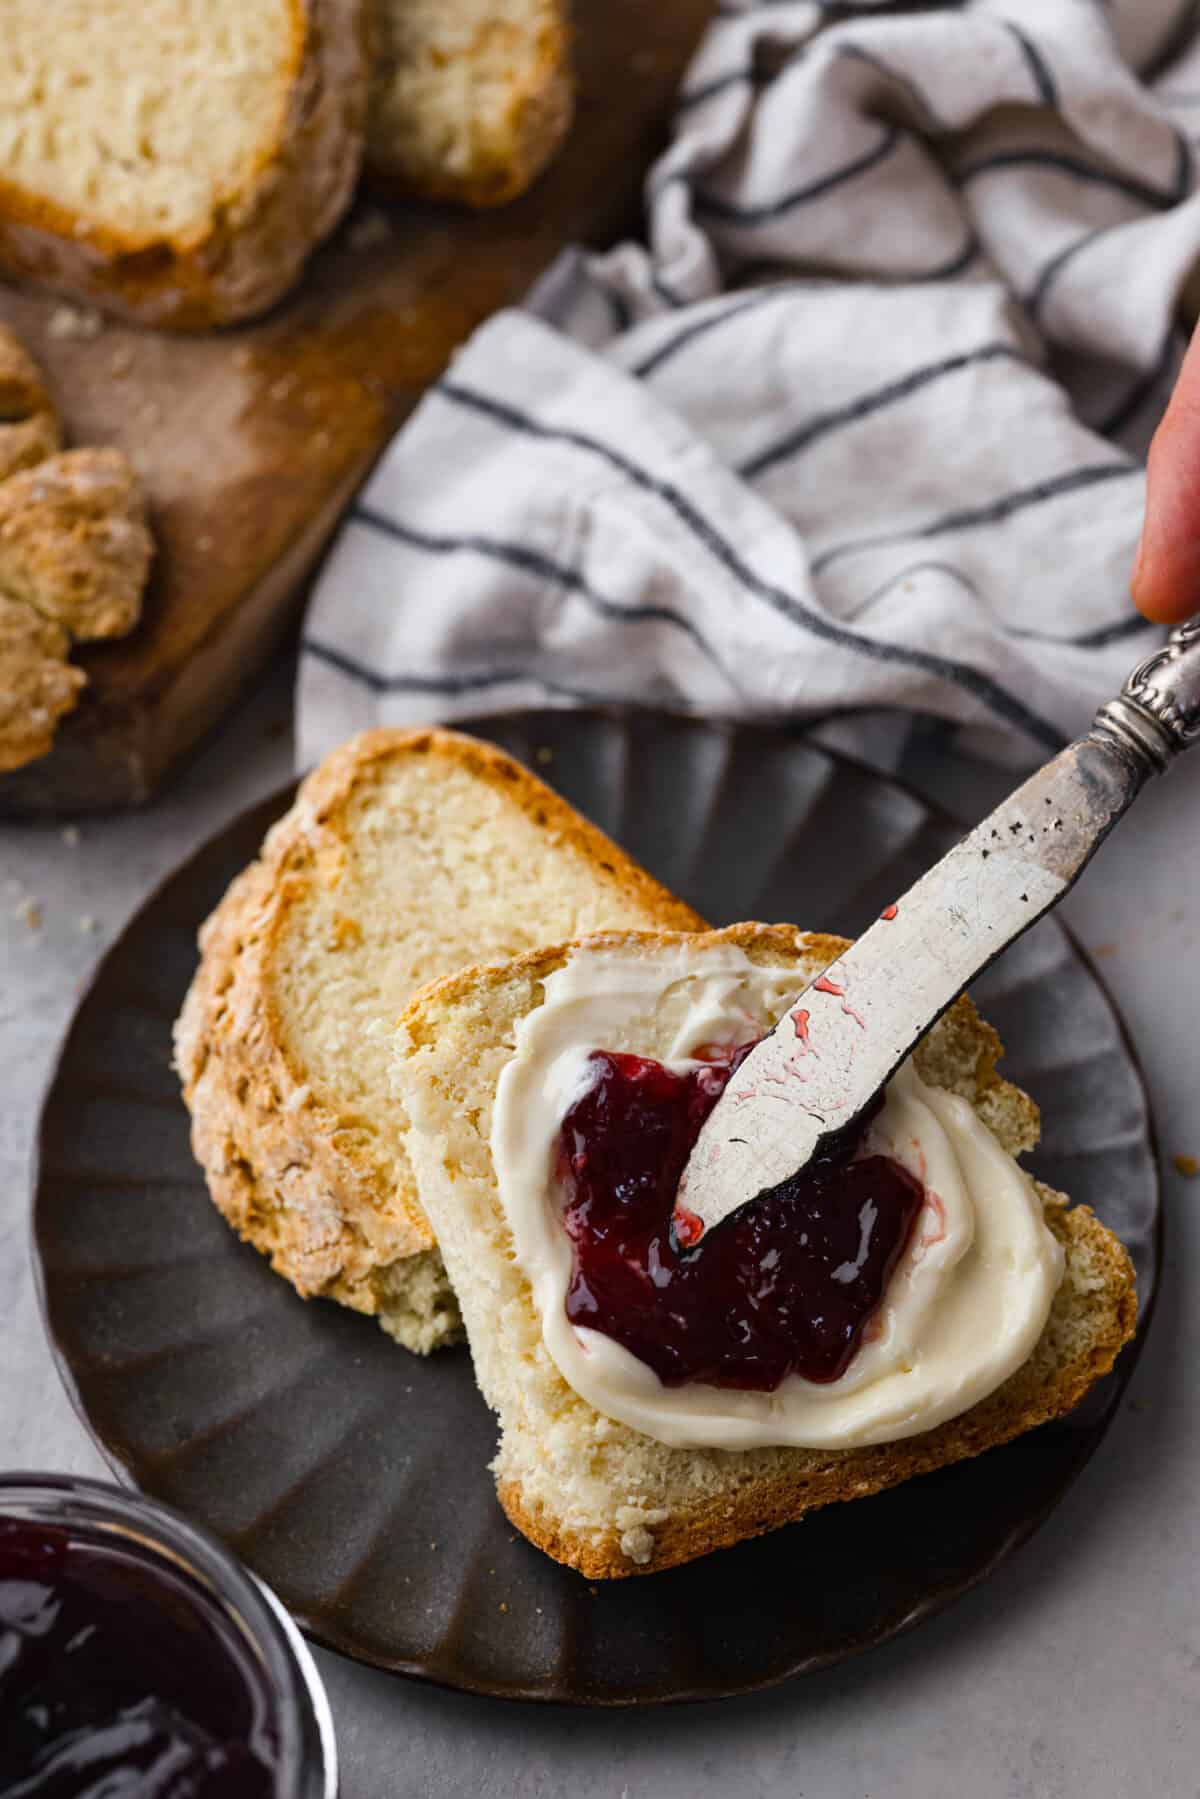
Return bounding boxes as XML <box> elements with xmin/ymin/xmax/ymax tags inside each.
<box><xmin>1095</xmin><ymin>613</ymin><xmax>1200</xmax><ymax>770</ymax></box>
<box><xmin>679</xmin><ymin>610</ymin><xmax>1200</xmax><ymax>1239</ymax></box>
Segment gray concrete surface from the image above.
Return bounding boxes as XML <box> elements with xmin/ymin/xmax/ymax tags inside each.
<box><xmin>2</xmin><ymin>662</ymin><xmax>1197</xmax><ymax>1798</ymax></box>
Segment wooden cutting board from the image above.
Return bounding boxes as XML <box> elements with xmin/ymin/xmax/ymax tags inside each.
<box><xmin>0</xmin><ymin>0</ymin><xmax>713</xmax><ymax>815</ymax></box>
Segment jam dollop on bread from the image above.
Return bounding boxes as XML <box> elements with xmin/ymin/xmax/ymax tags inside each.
<box><xmin>559</xmin><ymin>1046</ymin><xmax>924</xmax><ymax>1389</ymax></box>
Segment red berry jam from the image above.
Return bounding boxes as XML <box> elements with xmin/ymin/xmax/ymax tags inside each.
<box><xmin>559</xmin><ymin>1045</ymin><xmax>924</xmax><ymax>1389</ymax></box>
<box><xmin>0</xmin><ymin>1517</ymin><xmax>279</xmax><ymax>1797</ymax></box>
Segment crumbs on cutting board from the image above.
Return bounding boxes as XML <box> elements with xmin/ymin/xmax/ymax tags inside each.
<box><xmin>1173</xmin><ymin>1154</ymin><xmax>1198</xmax><ymax>1178</ymax></box>
<box><xmin>46</xmin><ymin>303</ymin><xmax>104</xmax><ymax>341</ymax></box>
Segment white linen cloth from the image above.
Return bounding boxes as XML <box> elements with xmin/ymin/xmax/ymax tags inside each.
<box><xmin>299</xmin><ymin>0</ymin><xmax>1200</xmax><ymax>772</ymax></box>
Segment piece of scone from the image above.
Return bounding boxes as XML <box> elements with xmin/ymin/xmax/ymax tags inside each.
<box><xmin>0</xmin><ymin>450</ymin><xmax>151</xmax><ymax>641</ymax></box>
<box><xmin>0</xmin><ymin>325</ymin><xmax>153</xmax><ymax>776</ymax></box>
<box><xmin>0</xmin><ymin>593</ymin><xmax>84</xmax><ymax>775</ymax></box>
<box><xmin>395</xmin><ymin>924</ymin><xmax>1138</xmax><ymax>1578</ymax></box>
<box><xmin>0</xmin><ymin>0</ymin><xmax>370</xmax><ymax>329</ymax></box>
<box><xmin>0</xmin><ymin>326</ymin><xmax>60</xmax><ymax>483</ymax></box>
<box><xmin>367</xmin><ymin>0</ymin><xmax>573</xmax><ymax>205</ymax></box>
<box><xmin>174</xmin><ymin>728</ymin><xmax>705</xmax><ymax>1354</ymax></box>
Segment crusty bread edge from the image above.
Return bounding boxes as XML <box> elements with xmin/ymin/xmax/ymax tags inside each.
<box><xmin>364</xmin><ymin>5</ymin><xmax>574</xmax><ymax>206</ymax></box>
<box><xmin>397</xmin><ymin>924</ymin><xmax>1138</xmax><ymax>1578</ymax></box>
<box><xmin>497</xmin><ymin>1198</ymin><xmax>1136</xmax><ymax>1579</ymax></box>
<box><xmin>174</xmin><ymin>728</ymin><xmax>707</xmax><ymax>1317</ymax></box>
<box><xmin>0</xmin><ymin>0</ymin><xmax>370</xmax><ymax>329</ymax></box>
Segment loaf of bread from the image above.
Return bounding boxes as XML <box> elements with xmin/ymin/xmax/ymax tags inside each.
<box><xmin>0</xmin><ymin>325</ymin><xmax>153</xmax><ymax>774</ymax></box>
<box><xmin>174</xmin><ymin>729</ymin><xmax>705</xmax><ymax>1353</ymax></box>
<box><xmin>0</xmin><ymin>0</ymin><xmax>370</xmax><ymax>329</ymax></box>
<box><xmin>395</xmin><ymin>924</ymin><xmax>1138</xmax><ymax>1578</ymax></box>
<box><xmin>367</xmin><ymin>0</ymin><xmax>573</xmax><ymax>204</ymax></box>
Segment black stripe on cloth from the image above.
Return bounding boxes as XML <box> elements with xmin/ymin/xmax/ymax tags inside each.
<box><xmin>630</xmin><ymin>287</ymin><xmax>795</xmax><ymax>379</ymax></box>
<box><xmin>349</xmin><ymin>505</ymin><xmax>735</xmax><ymax>680</ymax></box>
<box><xmin>809</xmin><ymin>462</ymin><xmax>1137</xmax><ymax>575</ymax></box>
<box><xmin>1171</xmin><ymin>125</ymin><xmax>1194</xmax><ymax>201</ymax></box>
<box><xmin>1139</xmin><ymin>0</ymin><xmax>1200</xmax><ymax>84</ymax></box>
<box><xmin>1096</xmin><ymin>329</ymin><xmax>1180</xmax><ymax>439</ymax></box>
<box><xmin>1004</xmin><ymin>20</ymin><xmax>1058</xmax><ymax>108</ymax></box>
<box><xmin>1025</xmin><ymin>223</ymin><xmax>1112</xmax><ymax>322</ymax></box>
<box><xmin>694</xmin><ymin>124</ymin><xmax>901</xmax><ymax>224</ymax></box>
<box><xmin>677</xmin><ymin>65</ymin><xmax>763</xmax><ymax>110</ymax></box>
<box><xmin>716</xmin><ymin>0</ymin><xmax>966</xmax><ymax>15</ymax></box>
<box><xmin>956</xmin><ymin>148</ymin><xmax>1183</xmax><ymax>213</ymax></box>
<box><xmin>724</xmin><ymin>224</ymin><xmax>976</xmax><ymax>286</ymax></box>
<box><xmin>590</xmin><ymin>278</ymin><xmax>634</xmax><ymax>335</ymax></box>
<box><xmin>847</xmin><ymin>557</ymin><xmax>1154</xmax><ymax>651</ymax></box>
<box><xmin>739</xmin><ymin>342</ymin><xmax>1029</xmax><ymax>481</ymax></box>
<box><xmin>914</xmin><ymin>232</ymin><xmax>979</xmax><ymax>280</ymax></box>
<box><xmin>651</xmin><ymin>271</ymin><xmax>691</xmax><ymax>309</ymax></box>
<box><xmin>1007</xmin><ymin>611</ymin><xmax>1156</xmax><ymax>649</ymax></box>
<box><xmin>850</xmin><ymin>558</ymin><xmax>1156</xmax><ymax>650</ymax></box>
<box><xmin>834</xmin><ymin>42</ymin><xmax>951</xmax><ymax>131</ymax></box>
<box><xmin>852</xmin><ymin>558</ymin><xmax>982</xmax><ymax>615</ymax></box>
<box><xmin>433</xmin><ymin>378</ymin><xmax>1070</xmax><ymax>751</ymax></box>
<box><xmin>303</xmin><ymin>638</ymin><xmax>643</xmax><ymax>709</ymax></box>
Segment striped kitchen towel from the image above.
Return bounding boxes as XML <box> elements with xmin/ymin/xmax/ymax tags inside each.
<box><xmin>298</xmin><ymin>0</ymin><xmax>1200</xmax><ymax>771</ymax></box>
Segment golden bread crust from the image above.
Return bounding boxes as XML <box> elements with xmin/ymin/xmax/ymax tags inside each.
<box><xmin>174</xmin><ymin>728</ymin><xmax>707</xmax><ymax>1323</ymax></box>
<box><xmin>365</xmin><ymin>2</ymin><xmax>574</xmax><ymax>206</ymax></box>
<box><xmin>497</xmin><ymin>1200</ymin><xmax>1136</xmax><ymax>1578</ymax></box>
<box><xmin>0</xmin><ymin>0</ymin><xmax>370</xmax><ymax>329</ymax></box>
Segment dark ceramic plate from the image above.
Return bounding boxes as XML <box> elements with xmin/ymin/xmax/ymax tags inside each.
<box><xmin>33</xmin><ymin>711</ymin><xmax>1159</xmax><ymax>1706</ymax></box>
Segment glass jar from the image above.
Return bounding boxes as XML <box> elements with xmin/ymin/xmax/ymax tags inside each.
<box><xmin>0</xmin><ymin>1471</ymin><xmax>337</xmax><ymax>1797</ymax></box>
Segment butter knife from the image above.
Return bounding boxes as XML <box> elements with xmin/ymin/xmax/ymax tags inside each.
<box><xmin>676</xmin><ymin>613</ymin><xmax>1200</xmax><ymax>1243</ymax></box>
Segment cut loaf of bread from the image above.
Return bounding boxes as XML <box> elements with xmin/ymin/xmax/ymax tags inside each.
<box><xmin>395</xmin><ymin>924</ymin><xmax>1138</xmax><ymax>1578</ymax></box>
<box><xmin>174</xmin><ymin>728</ymin><xmax>705</xmax><ymax>1353</ymax></box>
<box><xmin>367</xmin><ymin>0</ymin><xmax>573</xmax><ymax>205</ymax></box>
<box><xmin>0</xmin><ymin>0</ymin><xmax>370</xmax><ymax>329</ymax></box>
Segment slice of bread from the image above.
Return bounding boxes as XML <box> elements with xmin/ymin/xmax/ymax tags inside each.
<box><xmin>0</xmin><ymin>1</ymin><xmax>370</xmax><ymax>329</ymax></box>
<box><xmin>395</xmin><ymin>924</ymin><xmax>1138</xmax><ymax>1578</ymax></box>
<box><xmin>174</xmin><ymin>729</ymin><xmax>705</xmax><ymax>1354</ymax></box>
<box><xmin>366</xmin><ymin>0</ymin><xmax>573</xmax><ymax>205</ymax></box>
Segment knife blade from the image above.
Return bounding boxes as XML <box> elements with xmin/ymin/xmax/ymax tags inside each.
<box><xmin>675</xmin><ymin>612</ymin><xmax>1200</xmax><ymax>1244</ymax></box>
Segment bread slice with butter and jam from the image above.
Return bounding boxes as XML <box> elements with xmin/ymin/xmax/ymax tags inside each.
<box><xmin>394</xmin><ymin>923</ymin><xmax>1137</xmax><ymax>1578</ymax></box>
<box><xmin>174</xmin><ymin>728</ymin><xmax>705</xmax><ymax>1355</ymax></box>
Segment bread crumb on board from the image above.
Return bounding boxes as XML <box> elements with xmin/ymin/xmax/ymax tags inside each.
<box><xmin>46</xmin><ymin>304</ymin><xmax>104</xmax><ymax>342</ymax></box>
<box><xmin>347</xmin><ymin>209</ymin><xmax>394</xmax><ymax>253</ymax></box>
<box><xmin>1173</xmin><ymin>1154</ymin><xmax>1198</xmax><ymax>1178</ymax></box>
